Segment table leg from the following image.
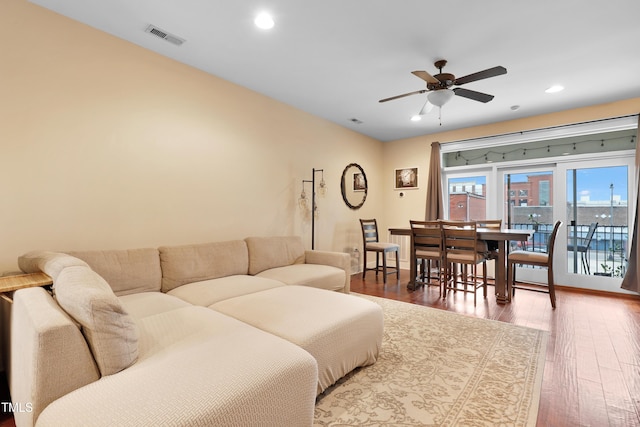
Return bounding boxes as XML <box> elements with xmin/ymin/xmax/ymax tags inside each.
<box><xmin>495</xmin><ymin>240</ymin><xmax>509</xmax><ymax>303</ymax></box>
<box><xmin>407</xmin><ymin>245</ymin><xmax>417</xmax><ymax>290</ymax></box>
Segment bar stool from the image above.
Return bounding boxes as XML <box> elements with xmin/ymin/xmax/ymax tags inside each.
<box><xmin>508</xmin><ymin>221</ymin><xmax>562</xmax><ymax>309</ymax></box>
<box><xmin>409</xmin><ymin>220</ymin><xmax>444</xmax><ymax>293</ymax></box>
<box><xmin>441</xmin><ymin>220</ymin><xmax>488</xmax><ymax>306</ymax></box>
<box><xmin>359</xmin><ymin>219</ymin><xmax>400</xmax><ymax>284</ymax></box>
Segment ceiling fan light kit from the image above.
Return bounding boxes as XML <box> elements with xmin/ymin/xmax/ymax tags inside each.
<box><xmin>427</xmin><ymin>89</ymin><xmax>454</xmax><ymax>107</ymax></box>
<box><xmin>380</xmin><ymin>59</ymin><xmax>507</xmax><ymax>124</ymax></box>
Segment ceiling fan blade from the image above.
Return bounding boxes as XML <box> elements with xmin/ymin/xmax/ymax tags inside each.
<box><xmin>454</xmin><ymin>66</ymin><xmax>507</xmax><ymax>85</ymax></box>
<box><xmin>453</xmin><ymin>87</ymin><xmax>495</xmax><ymax>103</ymax></box>
<box><xmin>379</xmin><ymin>89</ymin><xmax>427</xmax><ymax>103</ymax></box>
<box><xmin>411</xmin><ymin>70</ymin><xmax>440</xmax><ymax>84</ymax></box>
<box><xmin>419</xmin><ymin>98</ymin><xmax>433</xmax><ymax>115</ymax></box>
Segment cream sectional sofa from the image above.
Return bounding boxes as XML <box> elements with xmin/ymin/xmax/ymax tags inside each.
<box><xmin>7</xmin><ymin>236</ymin><xmax>384</xmax><ymax>427</ymax></box>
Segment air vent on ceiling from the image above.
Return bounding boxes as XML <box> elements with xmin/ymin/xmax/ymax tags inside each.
<box><xmin>144</xmin><ymin>24</ymin><xmax>186</xmax><ymax>46</ymax></box>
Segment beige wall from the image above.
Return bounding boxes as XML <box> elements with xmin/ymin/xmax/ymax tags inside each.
<box><xmin>383</xmin><ymin>98</ymin><xmax>640</xmax><ymax>231</ymax></box>
<box><xmin>0</xmin><ymin>0</ymin><xmax>384</xmax><ymax>274</ymax></box>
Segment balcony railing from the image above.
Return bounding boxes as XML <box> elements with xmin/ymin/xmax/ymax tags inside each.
<box><xmin>509</xmin><ymin>223</ymin><xmax>628</xmax><ymax>277</ymax></box>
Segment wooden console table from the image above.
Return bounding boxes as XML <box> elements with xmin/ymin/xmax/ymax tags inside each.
<box><xmin>0</xmin><ymin>272</ymin><xmax>53</xmax><ymax>303</ymax></box>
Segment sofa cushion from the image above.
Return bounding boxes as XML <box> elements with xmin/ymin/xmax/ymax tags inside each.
<box><xmin>54</xmin><ymin>266</ymin><xmax>139</xmax><ymax>376</ymax></box>
<box><xmin>159</xmin><ymin>240</ymin><xmax>249</xmax><ymax>293</ymax></box>
<box><xmin>245</xmin><ymin>236</ymin><xmax>305</xmax><ymax>275</ymax></box>
<box><xmin>18</xmin><ymin>251</ymin><xmax>89</xmax><ymax>281</ymax></box>
<box><xmin>256</xmin><ymin>264</ymin><xmax>346</xmax><ymax>292</ymax></box>
<box><xmin>211</xmin><ymin>286</ymin><xmax>383</xmax><ymax>394</ymax></box>
<box><xmin>167</xmin><ymin>275</ymin><xmax>285</xmax><ymax>306</ymax></box>
<box><xmin>119</xmin><ymin>292</ymin><xmax>191</xmax><ymax>319</ymax></box>
<box><xmin>67</xmin><ymin>248</ymin><xmax>161</xmax><ymax>296</ymax></box>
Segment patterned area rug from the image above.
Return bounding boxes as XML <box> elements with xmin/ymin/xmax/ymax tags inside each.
<box><xmin>314</xmin><ymin>294</ymin><xmax>547</xmax><ymax>426</ymax></box>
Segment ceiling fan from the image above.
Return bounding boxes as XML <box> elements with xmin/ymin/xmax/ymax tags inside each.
<box><xmin>379</xmin><ymin>60</ymin><xmax>507</xmax><ymax>117</ymax></box>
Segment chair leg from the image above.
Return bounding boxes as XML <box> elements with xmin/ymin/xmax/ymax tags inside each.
<box><xmin>395</xmin><ymin>249</ymin><xmax>400</xmax><ymax>279</ymax></box>
<box><xmin>375</xmin><ymin>253</ymin><xmax>380</xmax><ymax>277</ymax></box>
<box><xmin>582</xmin><ymin>252</ymin><xmax>591</xmax><ymax>275</ymax></box>
<box><xmin>382</xmin><ymin>252</ymin><xmax>388</xmax><ymax>284</ymax></box>
<box><xmin>411</xmin><ymin>257</ymin><xmax>418</xmax><ymax>287</ymax></box>
<box><xmin>473</xmin><ymin>264</ymin><xmax>477</xmax><ymax>306</ymax></box>
<box><xmin>507</xmin><ymin>261</ymin><xmax>515</xmax><ymax>298</ymax></box>
<box><xmin>548</xmin><ymin>265</ymin><xmax>556</xmax><ymax>309</ymax></box>
<box><xmin>442</xmin><ymin>262</ymin><xmax>450</xmax><ymax>299</ymax></box>
<box><xmin>483</xmin><ymin>261</ymin><xmax>488</xmax><ymax>299</ymax></box>
<box><xmin>446</xmin><ymin>262</ymin><xmax>455</xmax><ymax>298</ymax></box>
<box><xmin>437</xmin><ymin>261</ymin><xmax>442</xmax><ymax>295</ymax></box>
<box><xmin>362</xmin><ymin>250</ymin><xmax>367</xmax><ymax>279</ymax></box>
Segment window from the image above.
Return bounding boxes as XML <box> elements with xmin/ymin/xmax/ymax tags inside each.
<box><xmin>539</xmin><ymin>181</ymin><xmax>550</xmax><ymax>206</ymax></box>
<box><xmin>447</xmin><ymin>175</ymin><xmax>488</xmax><ymax>220</ymax></box>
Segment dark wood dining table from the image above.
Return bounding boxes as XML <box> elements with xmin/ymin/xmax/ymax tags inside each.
<box><xmin>389</xmin><ymin>227</ymin><xmax>533</xmax><ymax>303</ymax></box>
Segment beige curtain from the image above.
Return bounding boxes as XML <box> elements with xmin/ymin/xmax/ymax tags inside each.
<box><xmin>621</xmin><ymin>115</ymin><xmax>640</xmax><ymax>293</ymax></box>
<box><xmin>425</xmin><ymin>141</ymin><xmax>444</xmax><ymax>220</ymax></box>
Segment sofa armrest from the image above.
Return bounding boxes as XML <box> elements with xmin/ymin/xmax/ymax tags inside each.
<box><xmin>10</xmin><ymin>287</ymin><xmax>100</xmax><ymax>427</ymax></box>
<box><xmin>305</xmin><ymin>250</ymin><xmax>351</xmax><ymax>293</ymax></box>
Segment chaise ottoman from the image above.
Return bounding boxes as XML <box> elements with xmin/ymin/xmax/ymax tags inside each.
<box><xmin>210</xmin><ymin>285</ymin><xmax>383</xmax><ymax>394</ymax></box>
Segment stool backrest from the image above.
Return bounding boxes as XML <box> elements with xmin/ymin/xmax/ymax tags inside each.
<box><xmin>546</xmin><ymin>221</ymin><xmax>563</xmax><ymax>262</ymax></box>
<box><xmin>359</xmin><ymin>219</ymin><xmax>380</xmax><ymax>244</ymax></box>
<box><xmin>410</xmin><ymin>220</ymin><xmax>443</xmax><ymax>253</ymax></box>
<box><xmin>441</xmin><ymin>221</ymin><xmax>478</xmax><ymax>258</ymax></box>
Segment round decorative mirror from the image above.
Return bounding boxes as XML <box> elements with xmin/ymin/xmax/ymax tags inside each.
<box><xmin>341</xmin><ymin>163</ymin><xmax>368</xmax><ymax>210</ymax></box>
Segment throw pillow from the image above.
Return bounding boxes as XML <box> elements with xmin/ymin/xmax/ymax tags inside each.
<box><xmin>54</xmin><ymin>265</ymin><xmax>139</xmax><ymax>376</ymax></box>
<box><xmin>18</xmin><ymin>251</ymin><xmax>89</xmax><ymax>281</ymax></box>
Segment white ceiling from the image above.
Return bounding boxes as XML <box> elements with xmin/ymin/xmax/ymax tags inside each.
<box><xmin>31</xmin><ymin>0</ymin><xmax>640</xmax><ymax>142</ymax></box>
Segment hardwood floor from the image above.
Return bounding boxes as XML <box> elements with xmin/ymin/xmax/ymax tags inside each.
<box><xmin>352</xmin><ymin>269</ymin><xmax>640</xmax><ymax>427</ymax></box>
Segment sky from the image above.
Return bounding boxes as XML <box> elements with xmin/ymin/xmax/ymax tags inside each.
<box><xmin>568</xmin><ymin>166</ymin><xmax>628</xmax><ymax>202</ymax></box>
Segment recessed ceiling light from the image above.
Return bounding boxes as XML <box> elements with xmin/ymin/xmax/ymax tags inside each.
<box><xmin>410</xmin><ymin>115</ymin><xmax>422</xmax><ymax>122</ymax></box>
<box><xmin>545</xmin><ymin>85</ymin><xmax>564</xmax><ymax>94</ymax></box>
<box><xmin>254</xmin><ymin>12</ymin><xmax>274</xmax><ymax>29</ymax></box>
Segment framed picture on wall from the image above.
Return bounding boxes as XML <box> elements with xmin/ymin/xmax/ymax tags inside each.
<box><xmin>395</xmin><ymin>167</ymin><xmax>418</xmax><ymax>189</ymax></box>
<box><xmin>353</xmin><ymin>172</ymin><xmax>366</xmax><ymax>191</ymax></box>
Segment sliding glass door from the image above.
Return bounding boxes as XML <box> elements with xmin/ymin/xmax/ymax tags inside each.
<box><xmin>563</xmin><ymin>162</ymin><xmax>631</xmax><ymax>288</ymax></box>
<box><xmin>500</xmin><ymin>167</ymin><xmax>555</xmax><ymax>285</ymax></box>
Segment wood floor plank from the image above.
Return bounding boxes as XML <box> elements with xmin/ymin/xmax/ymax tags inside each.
<box><xmin>576</xmin><ymin>337</ymin><xmax>602</xmax><ymax>384</ymax></box>
<box><xmin>578</xmin><ymin>378</ymin><xmax>610</xmax><ymax>427</ymax></box>
<box><xmin>600</xmin><ymin>366</ymin><xmax>638</xmax><ymax>425</ymax></box>
<box><xmin>619</xmin><ymin>362</ymin><xmax>640</xmax><ymax>420</ymax></box>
